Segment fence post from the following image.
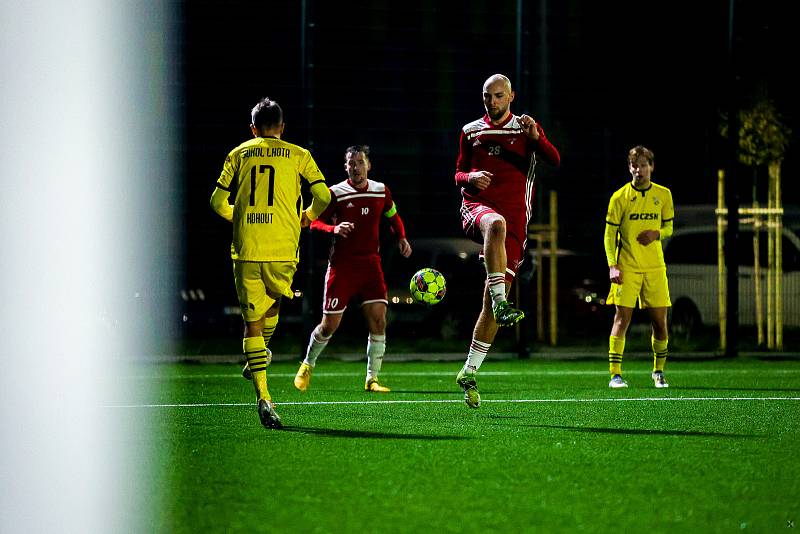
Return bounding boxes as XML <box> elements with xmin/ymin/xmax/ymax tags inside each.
<box><xmin>717</xmin><ymin>170</ymin><xmax>727</xmax><ymax>351</ymax></box>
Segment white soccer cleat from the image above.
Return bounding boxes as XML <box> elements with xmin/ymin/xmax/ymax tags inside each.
<box><xmin>608</xmin><ymin>374</ymin><xmax>628</xmax><ymax>388</ymax></box>
<box><xmin>652</xmin><ymin>371</ymin><xmax>669</xmax><ymax>388</ymax></box>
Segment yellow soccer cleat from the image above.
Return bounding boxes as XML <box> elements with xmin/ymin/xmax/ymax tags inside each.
<box><xmin>365</xmin><ymin>377</ymin><xmax>390</xmax><ymax>393</ymax></box>
<box><xmin>294</xmin><ymin>362</ymin><xmax>313</xmax><ymax>391</ymax></box>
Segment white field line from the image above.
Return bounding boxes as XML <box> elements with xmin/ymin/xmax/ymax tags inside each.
<box><xmin>107</xmin><ymin>396</ymin><xmax>800</xmax><ymax>409</ymax></box>
<box><xmin>130</xmin><ymin>368</ymin><xmax>800</xmax><ymax>380</ymax></box>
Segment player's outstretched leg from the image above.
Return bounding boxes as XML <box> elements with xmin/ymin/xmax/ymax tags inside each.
<box><xmin>294</xmin><ymin>362</ymin><xmax>314</xmax><ymax>391</ymax></box>
<box><xmin>257</xmin><ymin>398</ymin><xmax>283</xmax><ymax>429</ymax></box>
<box><xmin>492</xmin><ymin>300</ymin><xmax>525</xmax><ymax>327</ymax></box>
<box><xmin>456</xmin><ymin>366</ymin><xmax>481</xmax><ymax>409</ymax></box>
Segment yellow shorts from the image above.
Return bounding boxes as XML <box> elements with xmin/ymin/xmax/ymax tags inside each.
<box><xmin>233</xmin><ymin>260</ymin><xmax>297</xmax><ymax>322</ymax></box>
<box><xmin>607</xmin><ymin>268</ymin><xmax>671</xmax><ymax>309</ymax></box>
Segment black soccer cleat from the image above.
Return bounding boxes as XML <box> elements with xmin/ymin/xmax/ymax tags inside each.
<box><xmin>257</xmin><ymin>399</ymin><xmax>283</xmax><ymax>429</ymax></box>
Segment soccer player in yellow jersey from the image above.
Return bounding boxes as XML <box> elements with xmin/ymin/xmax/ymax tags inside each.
<box><xmin>210</xmin><ymin>97</ymin><xmax>331</xmax><ymax>428</ymax></box>
<box><xmin>604</xmin><ymin>145</ymin><xmax>673</xmax><ymax>389</ymax></box>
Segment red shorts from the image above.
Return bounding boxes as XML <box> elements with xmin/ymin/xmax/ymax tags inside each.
<box><xmin>460</xmin><ymin>199</ymin><xmax>526</xmax><ymax>282</ymax></box>
<box><xmin>322</xmin><ymin>259</ymin><xmax>388</xmax><ymax>314</ymax></box>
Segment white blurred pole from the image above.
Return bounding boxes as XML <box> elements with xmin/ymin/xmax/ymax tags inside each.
<box><xmin>0</xmin><ymin>2</ymin><xmax>176</xmax><ymax>532</ymax></box>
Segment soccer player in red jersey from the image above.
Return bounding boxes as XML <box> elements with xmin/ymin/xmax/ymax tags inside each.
<box><xmin>293</xmin><ymin>145</ymin><xmax>412</xmax><ymax>392</ymax></box>
<box><xmin>454</xmin><ymin>74</ymin><xmax>561</xmax><ymax>408</ymax></box>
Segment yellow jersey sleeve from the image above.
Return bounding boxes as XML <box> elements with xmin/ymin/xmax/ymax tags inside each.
<box><xmin>660</xmin><ymin>188</ymin><xmax>675</xmax><ymax>240</ymax></box>
<box><xmin>210</xmin><ymin>187</ymin><xmax>233</xmax><ymax>222</ymax></box>
<box><xmin>604</xmin><ymin>189</ymin><xmax>624</xmax><ymax>266</ymax></box>
<box><xmin>299</xmin><ymin>151</ymin><xmax>331</xmax><ymax>221</ymax></box>
<box><xmin>605</xmin><ymin>189</ymin><xmax>624</xmax><ymax>226</ymax></box>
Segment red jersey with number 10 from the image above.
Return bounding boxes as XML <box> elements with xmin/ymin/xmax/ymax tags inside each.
<box><xmin>311</xmin><ymin>178</ymin><xmax>405</xmax><ymax>266</ymax></box>
<box><xmin>455</xmin><ymin>113</ymin><xmax>560</xmax><ymax>222</ymax></box>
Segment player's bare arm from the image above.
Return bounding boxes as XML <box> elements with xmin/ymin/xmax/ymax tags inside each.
<box><xmin>398</xmin><ymin>238</ymin><xmax>412</xmax><ymax>258</ymax></box>
<box><xmin>334</xmin><ymin>221</ymin><xmax>355</xmax><ymax>237</ymax></box>
<box><xmin>468</xmin><ymin>171</ymin><xmax>493</xmax><ymax>190</ymax></box>
<box><xmin>636</xmin><ymin>229</ymin><xmax>660</xmax><ymax>246</ymax></box>
<box><xmin>518</xmin><ymin>114</ymin><xmax>540</xmax><ymax>141</ymax></box>
<box><xmin>609</xmin><ymin>264</ymin><xmax>623</xmax><ymax>284</ymax></box>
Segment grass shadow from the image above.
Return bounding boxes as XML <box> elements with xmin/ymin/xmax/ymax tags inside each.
<box><xmin>280</xmin><ymin>426</ymin><xmax>471</xmax><ymax>440</ymax></box>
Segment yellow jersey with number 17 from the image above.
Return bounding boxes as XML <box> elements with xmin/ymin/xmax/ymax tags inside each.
<box><xmin>215</xmin><ymin>136</ymin><xmax>326</xmax><ymax>262</ymax></box>
<box><xmin>605</xmin><ymin>181</ymin><xmax>674</xmax><ymax>273</ymax></box>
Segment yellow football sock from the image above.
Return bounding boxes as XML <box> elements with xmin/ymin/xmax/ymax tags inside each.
<box><xmin>244</xmin><ymin>336</ymin><xmax>271</xmax><ymax>401</ymax></box>
<box><xmin>609</xmin><ymin>335</ymin><xmax>625</xmax><ymax>376</ymax></box>
<box><xmin>652</xmin><ymin>335</ymin><xmax>668</xmax><ymax>372</ymax></box>
<box><xmin>262</xmin><ymin>314</ymin><xmax>278</xmax><ymax>349</ymax></box>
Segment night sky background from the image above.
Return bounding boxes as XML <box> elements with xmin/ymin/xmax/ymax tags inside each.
<box><xmin>177</xmin><ymin>0</ymin><xmax>797</xmax><ymax>322</ymax></box>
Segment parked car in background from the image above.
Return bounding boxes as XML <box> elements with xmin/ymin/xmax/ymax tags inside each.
<box><xmin>663</xmin><ymin>225</ymin><xmax>800</xmax><ymax>338</ymax></box>
<box><xmin>522</xmin><ymin>248</ymin><xmax>614</xmax><ymax>337</ymax></box>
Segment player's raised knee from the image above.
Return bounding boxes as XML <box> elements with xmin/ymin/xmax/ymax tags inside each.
<box><xmin>487</xmin><ymin>217</ymin><xmax>506</xmax><ymax>238</ymax></box>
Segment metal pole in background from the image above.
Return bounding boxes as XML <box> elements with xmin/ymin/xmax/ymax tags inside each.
<box><xmin>724</xmin><ymin>0</ymin><xmax>740</xmax><ymax>357</ymax></box>
<box><xmin>515</xmin><ymin>0</ymin><xmax>523</xmax><ymax>100</ymax></box>
<box><xmin>717</xmin><ymin>170</ymin><xmax>727</xmax><ymax>351</ymax></box>
<box><xmin>536</xmin><ymin>237</ymin><xmax>544</xmax><ymax>342</ymax></box>
<box><xmin>537</xmin><ymin>0</ymin><xmax>549</xmax><ymax>126</ymax></box>
<box><xmin>767</xmin><ymin>167</ymin><xmax>775</xmax><ymax>348</ymax></box>
<box><xmin>753</xmin><ymin>198</ymin><xmax>763</xmax><ymax>346</ymax></box>
<box><xmin>549</xmin><ymin>191</ymin><xmax>558</xmax><ymax>346</ymax></box>
<box><xmin>300</xmin><ymin>0</ymin><xmax>316</xmax><ymax>359</ymax></box>
<box><xmin>772</xmin><ymin>162</ymin><xmax>783</xmax><ymax>349</ymax></box>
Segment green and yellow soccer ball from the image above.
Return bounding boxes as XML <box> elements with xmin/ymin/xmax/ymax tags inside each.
<box><xmin>409</xmin><ymin>268</ymin><xmax>446</xmax><ymax>305</ymax></box>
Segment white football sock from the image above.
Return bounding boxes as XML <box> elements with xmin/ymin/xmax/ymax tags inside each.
<box><xmin>366</xmin><ymin>333</ymin><xmax>386</xmax><ymax>379</ymax></box>
<box><xmin>487</xmin><ymin>272</ymin><xmax>506</xmax><ymax>306</ymax></box>
<box><xmin>464</xmin><ymin>339</ymin><xmax>491</xmax><ymax>372</ymax></box>
<box><xmin>303</xmin><ymin>324</ymin><xmax>331</xmax><ymax>367</ymax></box>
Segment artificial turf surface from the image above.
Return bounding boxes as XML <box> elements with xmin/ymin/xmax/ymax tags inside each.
<box><xmin>128</xmin><ymin>357</ymin><xmax>800</xmax><ymax>533</ymax></box>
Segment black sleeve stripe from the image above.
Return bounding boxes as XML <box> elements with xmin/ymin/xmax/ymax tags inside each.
<box><xmin>307</xmin><ymin>179</ymin><xmax>326</xmax><ymax>188</ymax></box>
<box><xmin>662</xmin><ymin>218</ymin><xmax>674</xmax><ymax>222</ymax></box>
<box><xmin>605</xmin><ymin>220</ymin><xmax>620</xmax><ymax>226</ymax></box>
<box><xmin>215</xmin><ymin>181</ymin><xmax>231</xmax><ymax>191</ymax></box>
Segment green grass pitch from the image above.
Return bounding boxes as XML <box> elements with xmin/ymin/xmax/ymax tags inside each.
<box><xmin>128</xmin><ymin>357</ymin><xmax>800</xmax><ymax>533</ymax></box>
